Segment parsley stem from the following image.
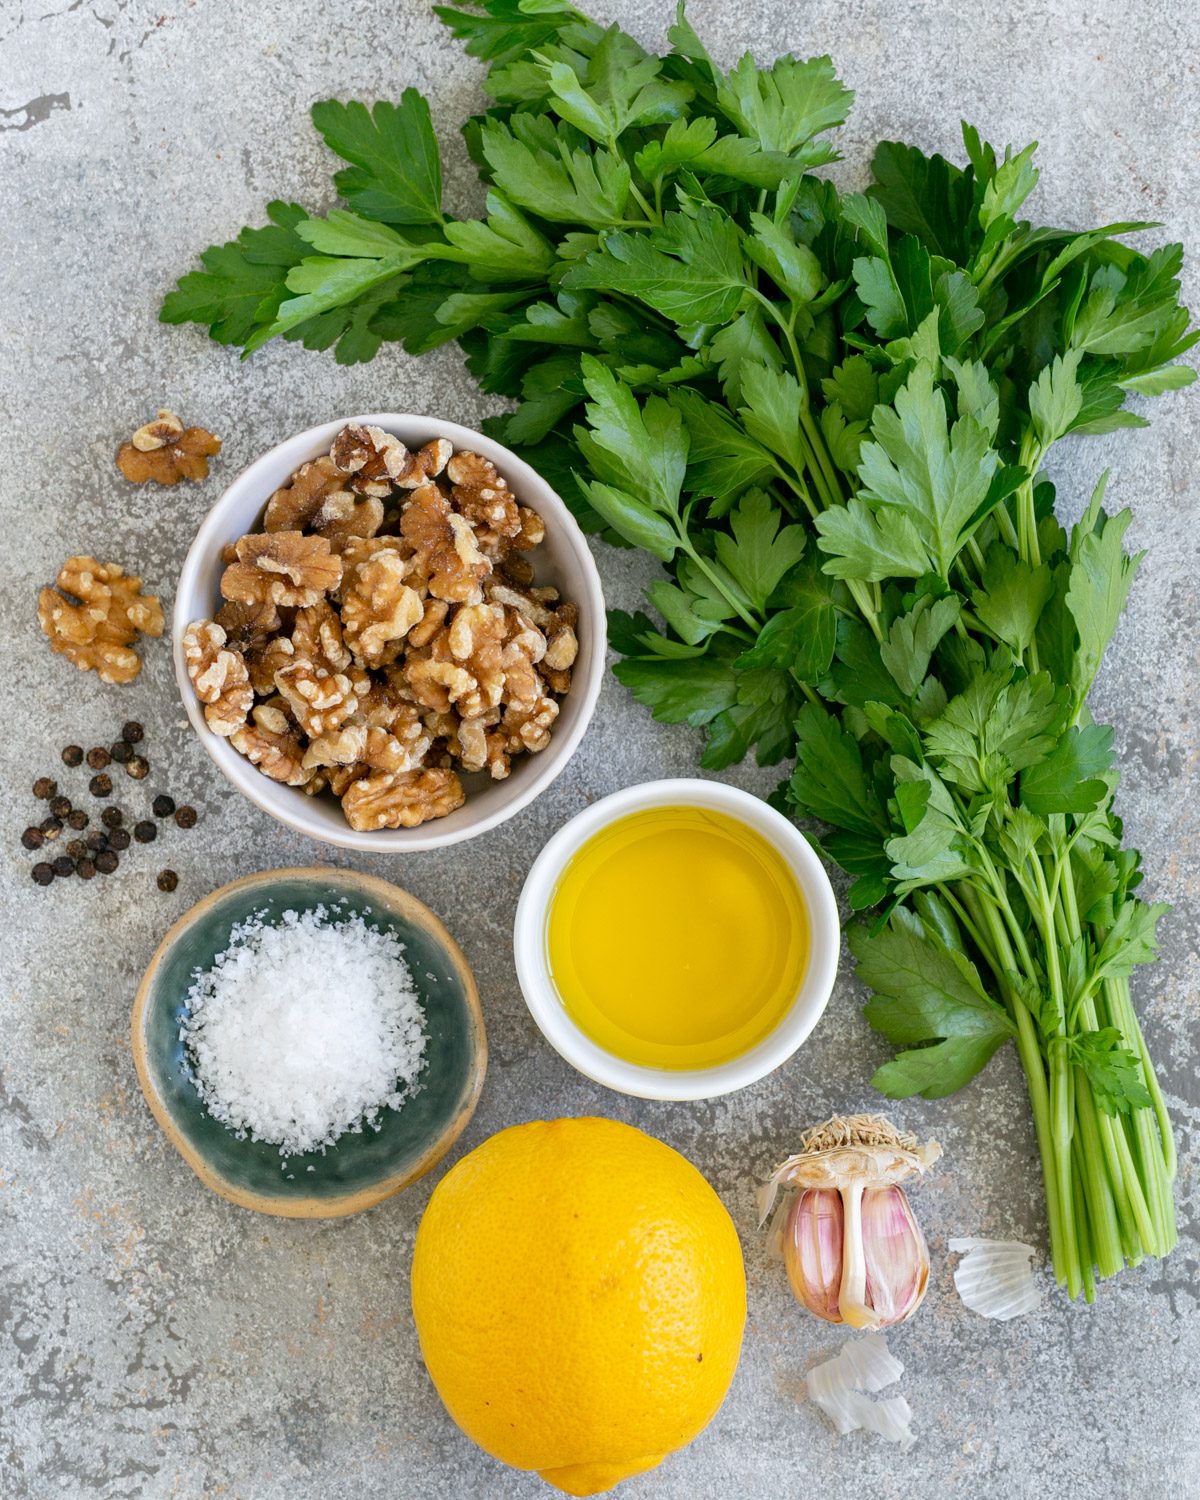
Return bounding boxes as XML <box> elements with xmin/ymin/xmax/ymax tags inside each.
<box><xmin>626</xmin><ymin>180</ymin><xmax>660</xmax><ymax>225</ymax></box>
<box><xmin>679</xmin><ymin>538</ymin><xmax>761</xmax><ymax>633</ymax></box>
<box><xmin>1069</xmin><ymin>1135</ymin><xmax>1098</xmax><ymax>1303</ymax></box>
<box><xmin>960</xmin><ymin>884</ymin><xmax>1076</xmax><ymax>1290</ymax></box>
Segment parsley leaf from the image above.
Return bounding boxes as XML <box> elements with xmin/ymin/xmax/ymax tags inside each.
<box><xmin>1020</xmin><ymin>723</ymin><xmax>1114</xmax><ymax>815</ymax></box>
<box><xmin>1069</xmin><ymin>1029</ymin><xmax>1153</xmax><ymax>1116</ymax></box>
<box><xmin>311</xmin><ymin>93</ymin><xmax>444</xmax><ymax>225</ymax></box>
<box><xmin>564</xmin><ymin>206</ymin><xmax>750</xmax><ymax>325</ymax></box>
<box><xmin>790</xmin><ymin>702</ymin><xmax>888</xmax><ymax>837</ymax></box>
<box><xmin>480</xmin><ymin>116</ymin><xmax>631</xmax><ymax>226</ymax></box>
<box><xmin>851</xmin><ymin>915</ymin><xmax>1014</xmax><ymax>1099</ymax></box>
<box><xmin>160</xmin><ymin>200</ymin><xmax>310</xmax><ymax>346</ymax></box>
<box><xmin>714</xmin><ymin>51</ymin><xmax>852</xmax><ymax>164</ymax></box>
<box><xmin>612</xmin><ymin>652</ymin><xmax>738</xmax><ymax>725</ymax></box>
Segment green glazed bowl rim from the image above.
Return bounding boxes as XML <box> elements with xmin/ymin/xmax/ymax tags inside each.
<box><xmin>132</xmin><ymin>866</ymin><xmax>487</xmax><ymax>1218</ymax></box>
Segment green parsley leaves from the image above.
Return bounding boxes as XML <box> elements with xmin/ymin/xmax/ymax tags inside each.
<box><xmin>163</xmin><ymin>0</ymin><xmax>1196</xmax><ymax>1299</ymax></box>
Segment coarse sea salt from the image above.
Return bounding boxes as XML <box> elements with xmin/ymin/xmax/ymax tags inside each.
<box><xmin>180</xmin><ymin>904</ymin><xmax>427</xmax><ymax>1157</ymax></box>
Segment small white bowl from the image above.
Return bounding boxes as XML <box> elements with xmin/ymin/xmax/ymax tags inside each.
<box><xmin>174</xmin><ymin>415</ymin><xmax>606</xmax><ymax>851</ymax></box>
<box><xmin>514</xmin><ymin>779</ymin><xmax>840</xmax><ymax>1100</ymax></box>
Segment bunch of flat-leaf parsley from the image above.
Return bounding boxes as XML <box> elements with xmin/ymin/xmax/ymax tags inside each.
<box><xmin>163</xmin><ymin>0</ymin><xmax>1197</xmax><ymax>1300</ymax></box>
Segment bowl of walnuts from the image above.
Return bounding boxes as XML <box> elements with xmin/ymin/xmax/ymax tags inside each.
<box><xmin>173</xmin><ymin>416</ymin><xmax>606</xmax><ymax>850</ymax></box>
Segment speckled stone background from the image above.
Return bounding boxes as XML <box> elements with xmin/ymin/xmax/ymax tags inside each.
<box><xmin>1</xmin><ymin>1</ymin><xmax>1197</xmax><ymax>1496</ymax></box>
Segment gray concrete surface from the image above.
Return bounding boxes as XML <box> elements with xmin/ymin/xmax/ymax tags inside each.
<box><xmin>1</xmin><ymin>1</ymin><xmax>1198</xmax><ymax>1496</ymax></box>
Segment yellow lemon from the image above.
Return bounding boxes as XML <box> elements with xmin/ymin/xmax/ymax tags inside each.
<box><xmin>411</xmin><ymin>1117</ymin><xmax>746</xmax><ymax>1495</ymax></box>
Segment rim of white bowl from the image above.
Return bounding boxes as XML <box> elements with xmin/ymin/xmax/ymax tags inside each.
<box><xmin>174</xmin><ymin>414</ymin><xmax>607</xmax><ymax>852</ymax></box>
<box><xmin>513</xmin><ymin>778</ymin><xmax>841</xmax><ymax>1101</ymax></box>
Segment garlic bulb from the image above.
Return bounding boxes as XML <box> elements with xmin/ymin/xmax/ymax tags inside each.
<box><xmin>760</xmin><ymin>1114</ymin><xmax>940</xmax><ymax>1330</ymax></box>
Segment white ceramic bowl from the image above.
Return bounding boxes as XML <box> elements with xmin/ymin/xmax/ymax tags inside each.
<box><xmin>514</xmin><ymin>779</ymin><xmax>840</xmax><ymax>1100</ymax></box>
<box><xmin>174</xmin><ymin>415</ymin><xmax>606</xmax><ymax>851</ymax></box>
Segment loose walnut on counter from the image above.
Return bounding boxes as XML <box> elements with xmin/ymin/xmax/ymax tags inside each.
<box><xmin>116</xmin><ymin>409</ymin><xmax>221</xmax><ymax>485</ymax></box>
<box><xmin>38</xmin><ymin>556</ymin><xmax>164</xmax><ymax>684</ymax></box>
<box><xmin>184</xmin><ymin>425</ymin><xmax>579</xmax><ymax>830</ymax></box>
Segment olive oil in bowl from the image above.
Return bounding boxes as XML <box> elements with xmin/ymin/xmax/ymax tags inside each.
<box><xmin>545</xmin><ymin>806</ymin><xmax>810</xmax><ymax>1070</ymax></box>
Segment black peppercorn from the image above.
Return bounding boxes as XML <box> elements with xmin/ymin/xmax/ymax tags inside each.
<box><xmin>86</xmin><ymin>746</ymin><xmax>111</xmax><ymax>770</ymax></box>
<box><xmin>61</xmin><ymin>745</ymin><xmax>84</xmax><ymax>768</ymax></box>
<box><xmin>49</xmin><ymin>795</ymin><xmax>72</xmax><ymax>819</ymax></box>
<box><xmin>95</xmin><ymin>850</ymin><xmax>119</xmax><ymax>874</ymax></box>
<box><xmin>101</xmin><ymin>806</ymin><xmax>124</xmax><ymax>829</ymax></box>
<box><xmin>174</xmin><ymin>805</ymin><xmax>198</xmax><ymax>829</ymax></box>
<box><xmin>152</xmin><ymin>794</ymin><xmax>176</xmax><ymax>818</ymax></box>
<box><xmin>77</xmin><ymin>859</ymin><xmax>97</xmax><ymax>880</ymax></box>
<box><xmin>21</xmin><ymin>826</ymin><xmax>45</xmax><ymax>851</ymax></box>
<box><xmin>156</xmin><ymin>869</ymin><xmax>179</xmax><ymax>893</ymax></box>
<box><xmin>66</xmin><ymin>808</ymin><xmax>88</xmax><ymax>831</ymax></box>
<box><xmin>110</xmin><ymin>740</ymin><xmax>133</xmax><ymax>764</ymax></box>
<box><xmin>108</xmin><ymin>828</ymin><xmax>131</xmax><ymax>852</ymax></box>
<box><xmin>66</xmin><ymin>839</ymin><xmax>88</xmax><ymax>862</ymax></box>
<box><xmin>133</xmin><ymin>820</ymin><xmax>157</xmax><ymax>844</ymax></box>
<box><xmin>89</xmin><ymin>773</ymin><xmax>113</xmax><ymax>797</ymax></box>
<box><xmin>52</xmin><ymin>855</ymin><xmax>74</xmax><ymax>878</ymax></box>
<box><xmin>86</xmin><ymin>830</ymin><xmax>109</xmax><ymax>852</ymax></box>
<box><xmin>31</xmin><ymin>862</ymin><xmax>54</xmax><ymax>886</ymax></box>
<box><xmin>33</xmin><ymin>777</ymin><xmax>57</xmax><ymax>800</ymax></box>
<box><xmin>125</xmin><ymin>756</ymin><xmax>149</xmax><ymax>780</ymax></box>
<box><xmin>121</xmin><ymin>721</ymin><xmax>144</xmax><ymax>744</ymax></box>
<box><xmin>40</xmin><ymin>816</ymin><xmax>63</xmax><ymax>840</ymax></box>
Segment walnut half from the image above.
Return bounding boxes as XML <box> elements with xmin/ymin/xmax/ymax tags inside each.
<box><xmin>38</xmin><ymin>556</ymin><xmax>164</xmax><ymax>684</ymax></box>
<box><xmin>182</xmin><ymin>620</ymin><xmax>253</xmax><ymax>736</ymax></box>
<box><xmin>116</xmin><ymin>410</ymin><xmax>221</xmax><ymax>485</ymax></box>
<box><xmin>221</xmin><ymin>531</ymin><xmax>342</xmax><ymax>609</ymax></box>
<box><xmin>341</xmin><ymin>767</ymin><xmax>465</xmax><ymax>830</ymax></box>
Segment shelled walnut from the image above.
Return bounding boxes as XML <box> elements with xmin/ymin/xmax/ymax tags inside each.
<box><xmin>38</xmin><ymin>556</ymin><xmax>164</xmax><ymax>684</ymax></box>
<box><xmin>116</xmin><ymin>409</ymin><xmax>221</xmax><ymax>485</ymax></box>
<box><xmin>185</xmin><ymin>425</ymin><xmax>579</xmax><ymax>830</ymax></box>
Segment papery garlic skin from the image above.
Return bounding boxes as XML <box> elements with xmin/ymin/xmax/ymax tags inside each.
<box><xmin>766</xmin><ymin>1115</ymin><xmax>938</xmax><ymax>1331</ymax></box>
<box><xmin>785</xmin><ymin>1188</ymin><xmax>843</xmax><ymax>1321</ymax></box>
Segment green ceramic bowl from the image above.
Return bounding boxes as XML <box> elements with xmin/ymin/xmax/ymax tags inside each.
<box><xmin>132</xmin><ymin>867</ymin><xmax>487</xmax><ymax>1218</ymax></box>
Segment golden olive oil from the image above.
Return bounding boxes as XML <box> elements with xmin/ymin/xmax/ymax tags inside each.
<box><xmin>546</xmin><ymin>806</ymin><xmax>809</xmax><ymax>1070</ymax></box>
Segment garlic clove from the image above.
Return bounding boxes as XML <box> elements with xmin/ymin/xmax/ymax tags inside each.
<box><xmin>784</xmin><ymin>1188</ymin><xmax>844</xmax><ymax>1322</ymax></box>
<box><xmin>861</xmin><ymin>1186</ymin><xmax>930</xmax><ymax>1327</ymax></box>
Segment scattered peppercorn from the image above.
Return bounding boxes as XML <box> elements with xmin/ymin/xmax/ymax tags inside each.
<box><xmin>152</xmin><ymin>794</ymin><xmax>176</xmax><ymax>818</ymax></box>
<box><xmin>95</xmin><ymin>850</ymin><xmax>119</xmax><ymax>874</ymax></box>
<box><xmin>133</xmin><ymin>821</ymin><xmax>157</xmax><ymax>844</ymax></box>
<box><xmin>89</xmin><ymin>773</ymin><xmax>113</xmax><ymax>797</ymax></box>
<box><xmin>110</xmin><ymin>741</ymin><xmax>133</xmax><ymax>764</ymax></box>
<box><xmin>77</xmin><ymin>859</ymin><xmax>97</xmax><ymax>880</ymax></box>
<box><xmin>66</xmin><ymin>839</ymin><xmax>88</xmax><ymax>861</ymax></box>
<box><xmin>66</xmin><ymin>808</ymin><xmax>88</xmax><ymax>831</ymax></box>
<box><xmin>175</xmin><ymin>806</ymin><xmax>198</xmax><ymax>829</ymax></box>
<box><xmin>52</xmin><ymin>855</ymin><xmax>74</xmax><ymax>878</ymax></box>
<box><xmin>33</xmin><ymin>777</ymin><xmax>57</xmax><ymax>800</ymax></box>
<box><xmin>86</xmin><ymin>746</ymin><xmax>111</xmax><ymax>770</ymax></box>
<box><xmin>86</xmin><ymin>830</ymin><xmax>109</xmax><ymax>852</ymax></box>
<box><xmin>157</xmin><ymin>869</ymin><xmax>179</xmax><ymax>893</ymax></box>
<box><xmin>40</xmin><ymin>817</ymin><xmax>63</xmax><ymax>840</ymax></box>
<box><xmin>108</xmin><ymin>828</ymin><xmax>131</xmax><ymax>852</ymax></box>
<box><xmin>31</xmin><ymin>863</ymin><xmax>54</xmax><ymax>886</ymax></box>
<box><xmin>101</xmin><ymin>807</ymin><xmax>124</xmax><ymax>829</ymax></box>
<box><xmin>125</xmin><ymin>756</ymin><xmax>150</xmax><ymax>780</ymax></box>
<box><xmin>21</xmin><ymin>827</ymin><xmax>44</xmax><ymax>851</ymax></box>
<box><xmin>122</xmin><ymin>721</ymin><xmax>144</xmax><ymax>744</ymax></box>
<box><xmin>49</xmin><ymin>795</ymin><xmax>72</xmax><ymax>819</ymax></box>
<box><xmin>61</xmin><ymin>745</ymin><xmax>84</xmax><ymax>768</ymax></box>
